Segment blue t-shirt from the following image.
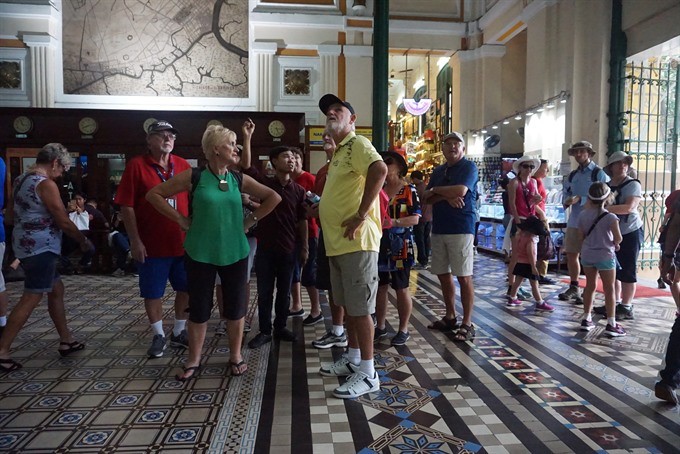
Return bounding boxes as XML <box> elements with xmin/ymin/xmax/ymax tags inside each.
<box><xmin>427</xmin><ymin>158</ymin><xmax>478</xmax><ymax>235</ymax></box>
<box><xmin>563</xmin><ymin>161</ymin><xmax>610</xmax><ymax>228</ymax></box>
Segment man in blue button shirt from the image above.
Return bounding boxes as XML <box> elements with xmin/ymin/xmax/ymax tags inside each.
<box><xmin>422</xmin><ymin>132</ymin><xmax>478</xmax><ymax>342</ymax></box>
<box><xmin>558</xmin><ymin>140</ymin><xmax>610</xmax><ymax>303</ymax></box>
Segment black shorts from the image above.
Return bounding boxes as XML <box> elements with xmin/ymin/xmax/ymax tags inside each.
<box><xmin>616</xmin><ymin>228</ymin><xmax>643</xmax><ymax>283</ymax></box>
<box><xmin>293</xmin><ymin>237</ymin><xmax>318</xmax><ymax>287</ymax></box>
<box><xmin>378</xmin><ymin>268</ymin><xmax>410</xmax><ymax>290</ymax></box>
<box><xmin>316</xmin><ymin>231</ymin><xmax>331</xmax><ymax>291</ymax></box>
<box><xmin>512</xmin><ymin>262</ymin><xmax>538</xmax><ymax>281</ymax></box>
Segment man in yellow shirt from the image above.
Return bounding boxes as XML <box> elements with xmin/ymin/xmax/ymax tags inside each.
<box><xmin>317</xmin><ymin>94</ymin><xmax>387</xmax><ymax>399</ymax></box>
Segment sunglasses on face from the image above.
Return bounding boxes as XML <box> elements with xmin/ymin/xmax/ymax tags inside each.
<box><xmin>521</xmin><ymin>164</ymin><xmax>535</xmax><ymax>169</ymax></box>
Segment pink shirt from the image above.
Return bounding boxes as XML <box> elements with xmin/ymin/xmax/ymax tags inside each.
<box><xmin>514</xmin><ymin>178</ymin><xmax>538</xmax><ymax>219</ymax></box>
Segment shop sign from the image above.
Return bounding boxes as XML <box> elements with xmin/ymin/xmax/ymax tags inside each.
<box><xmin>308</xmin><ymin>126</ymin><xmax>373</xmax><ymax>146</ymax></box>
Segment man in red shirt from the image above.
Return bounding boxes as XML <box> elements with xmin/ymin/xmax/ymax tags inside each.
<box><xmin>289</xmin><ymin>149</ymin><xmax>322</xmax><ymax>325</ymax></box>
<box><xmin>114</xmin><ymin>121</ymin><xmax>190</xmax><ymax>358</ymax></box>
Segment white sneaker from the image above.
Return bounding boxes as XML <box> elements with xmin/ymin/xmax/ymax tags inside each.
<box><xmin>111</xmin><ymin>268</ymin><xmax>125</xmax><ymax>277</ymax></box>
<box><xmin>332</xmin><ymin>371</ymin><xmax>380</xmax><ymax>399</ymax></box>
<box><xmin>319</xmin><ymin>355</ymin><xmax>358</xmax><ymax>377</ymax></box>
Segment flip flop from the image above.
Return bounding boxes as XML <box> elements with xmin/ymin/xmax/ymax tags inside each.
<box><xmin>0</xmin><ymin>358</ymin><xmax>23</xmax><ymax>373</ymax></box>
<box><xmin>58</xmin><ymin>341</ymin><xmax>85</xmax><ymax>357</ymax></box>
<box><xmin>175</xmin><ymin>365</ymin><xmax>201</xmax><ymax>382</ymax></box>
<box><xmin>230</xmin><ymin>360</ymin><xmax>247</xmax><ymax>376</ymax></box>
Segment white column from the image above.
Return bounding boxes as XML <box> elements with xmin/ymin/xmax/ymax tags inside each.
<box><xmin>23</xmin><ymin>33</ymin><xmax>56</xmax><ymax>108</ymax></box>
<box><xmin>452</xmin><ymin>44</ymin><xmax>506</xmax><ymax>133</ymax></box>
<box><xmin>252</xmin><ymin>41</ymin><xmax>277</xmax><ymax>112</ymax></box>
<box><xmin>318</xmin><ymin>45</ymin><xmax>341</xmax><ymax>96</ymax></box>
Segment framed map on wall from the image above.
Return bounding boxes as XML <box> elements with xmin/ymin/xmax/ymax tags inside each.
<box><xmin>62</xmin><ymin>0</ymin><xmax>249</xmax><ymax>98</ymax></box>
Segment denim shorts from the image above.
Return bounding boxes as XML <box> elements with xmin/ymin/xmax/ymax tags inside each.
<box><xmin>137</xmin><ymin>256</ymin><xmax>188</xmax><ymax>299</ymax></box>
<box><xmin>21</xmin><ymin>251</ymin><xmax>60</xmax><ymax>293</ymax></box>
<box><xmin>582</xmin><ymin>257</ymin><xmax>617</xmax><ymax>271</ymax></box>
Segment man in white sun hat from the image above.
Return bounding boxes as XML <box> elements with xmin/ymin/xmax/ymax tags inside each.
<box><xmin>558</xmin><ymin>140</ymin><xmax>610</xmax><ymax>304</ymax></box>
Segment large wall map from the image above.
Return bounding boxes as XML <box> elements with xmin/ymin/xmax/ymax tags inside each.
<box><xmin>62</xmin><ymin>0</ymin><xmax>248</xmax><ymax>97</ymax></box>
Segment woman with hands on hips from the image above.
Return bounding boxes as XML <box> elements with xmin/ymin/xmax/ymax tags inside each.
<box><xmin>146</xmin><ymin>120</ymin><xmax>281</xmax><ymax>381</ymax></box>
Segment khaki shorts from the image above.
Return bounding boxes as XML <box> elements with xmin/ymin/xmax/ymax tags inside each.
<box><xmin>329</xmin><ymin>251</ymin><xmax>378</xmax><ymax>317</ymax></box>
<box><xmin>430</xmin><ymin>234</ymin><xmax>474</xmax><ymax>276</ymax></box>
<box><xmin>563</xmin><ymin>227</ymin><xmax>583</xmax><ymax>254</ymax></box>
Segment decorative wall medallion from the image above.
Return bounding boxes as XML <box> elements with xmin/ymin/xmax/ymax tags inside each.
<box><xmin>283</xmin><ymin>69</ymin><xmax>310</xmax><ymax>96</ymax></box>
<box><xmin>0</xmin><ymin>61</ymin><xmax>21</xmax><ymax>89</ymax></box>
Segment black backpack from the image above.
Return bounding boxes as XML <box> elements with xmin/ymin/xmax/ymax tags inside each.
<box><xmin>608</xmin><ymin>177</ymin><xmax>640</xmax><ymax>222</ymax></box>
<box><xmin>567</xmin><ymin>165</ymin><xmax>603</xmax><ymax>184</ymax></box>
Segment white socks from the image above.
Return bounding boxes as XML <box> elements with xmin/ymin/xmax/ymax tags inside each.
<box><xmin>332</xmin><ymin>325</ymin><xmax>344</xmax><ymax>336</ymax></box>
<box><xmin>0</xmin><ymin>315</ymin><xmax>6</xmax><ymax>327</ymax></box>
<box><xmin>150</xmin><ymin>320</ymin><xmax>164</xmax><ymax>336</ymax></box>
<box><xmin>607</xmin><ymin>317</ymin><xmax>617</xmax><ymax>327</ymax></box>
<box><xmin>347</xmin><ymin>347</ymin><xmax>361</xmax><ymax>365</ymax></box>
<box><xmin>173</xmin><ymin>318</ymin><xmax>187</xmax><ymax>336</ymax></box>
<box><xmin>360</xmin><ymin>359</ymin><xmax>375</xmax><ymax>377</ymax></box>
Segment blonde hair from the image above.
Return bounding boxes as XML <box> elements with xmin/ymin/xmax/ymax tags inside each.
<box><xmin>201</xmin><ymin>125</ymin><xmax>236</xmax><ymax>159</ymax></box>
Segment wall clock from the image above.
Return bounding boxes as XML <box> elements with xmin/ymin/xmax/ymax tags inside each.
<box><xmin>143</xmin><ymin>117</ymin><xmax>157</xmax><ymax>133</ymax></box>
<box><xmin>13</xmin><ymin>115</ymin><xmax>32</xmax><ymax>134</ymax></box>
<box><xmin>268</xmin><ymin>120</ymin><xmax>285</xmax><ymax>138</ymax></box>
<box><xmin>78</xmin><ymin>117</ymin><xmax>98</xmax><ymax>135</ymax></box>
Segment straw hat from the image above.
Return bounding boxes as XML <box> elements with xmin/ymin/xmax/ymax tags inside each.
<box><xmin>512</xmin><ymin>155</ymin><xmax>541</xmax><ymax>175</ymax></box>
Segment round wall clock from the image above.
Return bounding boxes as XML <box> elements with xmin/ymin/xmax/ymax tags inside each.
<box><xmin>268</xmin><ymin>120</ymin><xmax>286</xmax><ymax>138</ymax></box>
<box><xmin>13</xmin><ymin>115</ymin><xmax>33</xmax><ymax>134</ymax></box>
<box><xmin>78</xmin><ymin>117</ymin><xmax>98</xmax><ymax>135</ymax></box>
<box><xmin>143</xmin><ymin>117</ymin><xmax>157</xmax><ymax>133</ymax></box>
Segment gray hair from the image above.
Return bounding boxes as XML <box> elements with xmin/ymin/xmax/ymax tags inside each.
<box><xmin>201</xmin><ymin>125</ymin><xmax>236</xmax><ymax>159</ymax></box>
<box><xmin>36</xmin><ymin>143</ymin><xmax>71</xmax><ymax>167</ymax></box>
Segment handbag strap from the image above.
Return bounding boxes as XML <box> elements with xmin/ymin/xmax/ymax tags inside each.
<box><xmin>520</xmin><ymin>180</ymin><xmax>533</xmax><ymax>213</ymax></box>
<box><xmin>585</xmin><ymin>212</ymin><xmax>608</xmax><ymax>238</ymax></box>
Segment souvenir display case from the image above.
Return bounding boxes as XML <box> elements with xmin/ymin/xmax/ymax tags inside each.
<box><xmin>476</xmin><ymin>175</ymin><xmax>567</xmax><ymax>264</ymax></box>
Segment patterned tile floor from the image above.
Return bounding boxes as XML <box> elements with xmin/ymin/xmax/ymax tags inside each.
<box><xmin>0</xmin><ymin>253</ymin><xmax>679</xmax><ymax>453</ymax></box>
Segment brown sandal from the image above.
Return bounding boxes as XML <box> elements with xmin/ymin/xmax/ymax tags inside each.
<box><xmin>453</xmin><ymin>324</ymin><xmax>475</xmax><ymax>342</ymax></box>
<box><xmin>427</xmin><ymin>317</ymin><xmax>459</xmax><ymax>332</ymax></box>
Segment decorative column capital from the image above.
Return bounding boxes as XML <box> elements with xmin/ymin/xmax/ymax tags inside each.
<box><xmin>251</xmin><ymin>41</ymin><xmax>277</xmax><ymax>54</ymax></box>
<box><xmin>21</xmin><ymin>33</ymin><xmax>56</xmax><ymax>48</ymax></box>
<box><xmin>318</xmin><ymin>44</ymin><xmax>342</xmax><ymax>57</ymax></box>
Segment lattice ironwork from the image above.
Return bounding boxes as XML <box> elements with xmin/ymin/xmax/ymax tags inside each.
<box><xmin>617</xmin><ymin>61</ymin><xmax>679</xmax><ymax>270</ymax></box>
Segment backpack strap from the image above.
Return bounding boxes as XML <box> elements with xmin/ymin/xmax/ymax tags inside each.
<box><xmin>585</xmin><ymin>211</ymin><xmax>608</xmax><ymax>238</ymax></box>
<box><xmin>568</xmin><ymin>169</ymin><xmax>577</xmax><ymax>183</ymax></box>
<box><xmin>591</xmin><ymin>165</ymin><xmax>602</xmax><ymax>182</ymax></box>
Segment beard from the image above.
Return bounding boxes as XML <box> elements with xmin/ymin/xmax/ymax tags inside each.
<box><xmin>326</xmin><ymin>117</ymin><xmax>350</xmax><ymax>136</ymax></box>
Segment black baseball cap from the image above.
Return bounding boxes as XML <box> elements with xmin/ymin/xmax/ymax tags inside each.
<box><xmin>319</xmin><ymin>94</ymin><xmax>355</xmax><ymax>115</ymax></box>
<box><xmin>147</xmin><ymin>120</ymin><xmax>178</xmax><ymax>135</ymax></box>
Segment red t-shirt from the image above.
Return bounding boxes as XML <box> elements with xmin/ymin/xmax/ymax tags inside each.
<box><xmin>666</xmin><ymin>189</ymin><xmax>680</xmax><ymax>214</ymax></box>
<box><xmin>314</xmin><ymin>163</ymin><xmax>329</xmax><ymax>196</ymax></box>
<box><xmin>295</xmin><ymin>171</ymin><xmax>319</xmax><ymax>239</ymax></box>
<box><xmin>114</xmin><ymin>153</ymin><xmax>190</xmax><ymax>257</ymax></box>
<box><xmin>533</xmin><ymin>176</ymin><xmax>547</xmax><ymax>211</ymax></box>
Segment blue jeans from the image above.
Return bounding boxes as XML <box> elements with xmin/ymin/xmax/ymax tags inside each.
<box><xmin>111</xmin><ymin>232</ymin><xmax>132</xmax><ymax>271</ymax></box>
<box><xmin>255</xmin><ymin>248</ymin><xmax>296</xmax><ymax>335</ymax></box>
<box><xmin>413</xmin><ymin>220</ymin><xmax>431</xmax><ymax>265</ymax></box>
<box><xmin>660</xmin><ymin>316</ymin><xmax>680</xmax><ymax>389</ymax></box>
